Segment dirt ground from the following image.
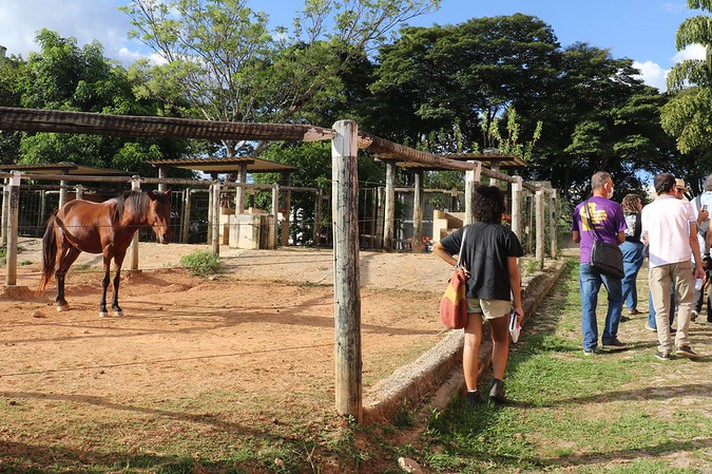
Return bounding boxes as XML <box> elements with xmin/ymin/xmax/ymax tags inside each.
<box><xmin>0</xmin><ymin>237</ymin><xmax>452</xmax><ymax>470</ymax></box>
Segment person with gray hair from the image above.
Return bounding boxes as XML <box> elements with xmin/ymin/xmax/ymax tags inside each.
<box><xmin>572</xmin><ymin>171</ymin><xmax>628</xmax><ymax>355</ymax></box>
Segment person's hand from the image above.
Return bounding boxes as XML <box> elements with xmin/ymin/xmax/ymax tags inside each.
<box><xmin>513</xmin><ymin>306</ymin><xmax>524</xmax><ymax>325</ymax></box>
<box><xmin>700</xmin><ymin>208</ymin><xmax>710</xmax><ymax>223</ymax></box>
<box><xmin>695</xmin><ymin>266</ymin><xmax>706</xmax><ymax>281</ymax></box>
<box><xmin>456</xmin><ymin>266</ymin><xmax>471</xmax><ymax>278</ymax></box>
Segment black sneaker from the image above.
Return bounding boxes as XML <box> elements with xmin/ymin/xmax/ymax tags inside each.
<box><xmin>489</xmin><ymin>379</ymin><xmax>506</xmax><ymax>404</ymax></box>
<box><xmin>654</xmin><ymin>351</ymin><xmax>671</xmax><ymax>361</ymax></box>
<box><xmin>675</xmin><ymin>345</ymin><xmax>701</xmax><ymax>359</ymax></box>
<box><xmin>619</xmin><ymin>315</ymin><xmax>630</xmax><ymax>323</ymax></box>
<box><xmin>602</xmin><ymin>339</ymin><xmax>628</xmax><ymax>351</ymax></box>
<box><xmin>465</xmin><ymin>391</ymin><xmax>481</xmax><ymax>406</ymax></box>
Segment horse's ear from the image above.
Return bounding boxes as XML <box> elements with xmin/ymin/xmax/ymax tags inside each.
<box><xmin>146</xmin><ymin>189</ymin><xmax>156</xmax><ymax>201</ymax></box>
<box><xmin>164</xmin><ymin>189</ymin><xmax>172</xmax><ymax>198</ymax></box>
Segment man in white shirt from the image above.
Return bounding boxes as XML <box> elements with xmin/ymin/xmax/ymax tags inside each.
<box><xmin>641</xmin><ymin>173</ymin><xmax>705</xmax><ymax>360</ymax></box>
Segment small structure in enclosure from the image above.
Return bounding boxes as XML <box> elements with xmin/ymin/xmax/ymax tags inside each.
<box><xmin>147</xmin><ymin>156</ymin><xmax>303</xmax><ymax>250</ymax></box>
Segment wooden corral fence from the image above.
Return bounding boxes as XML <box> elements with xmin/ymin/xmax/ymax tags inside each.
<box><xmin>0</xmin><ymin>107</ymin><xmax>557</xmax><ymax>422</ymax></box>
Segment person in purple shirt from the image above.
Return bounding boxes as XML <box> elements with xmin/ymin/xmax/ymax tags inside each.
<box><xmin>572</xmin><ymin>171</ymin><xmax>628</xmax><ymax>355</ymax></box>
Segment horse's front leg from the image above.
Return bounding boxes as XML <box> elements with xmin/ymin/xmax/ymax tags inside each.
<box><xmin>111</xmin><ymin>250</ymin><xmax>127</xmax><ymax>317</ymax></box>
<box><xmin>99</xmin><ymin>250</ymin><xmax>112</xmax><ymax>318</ymax></box>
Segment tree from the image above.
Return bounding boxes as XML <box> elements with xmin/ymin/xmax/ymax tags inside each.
<box><xmin>121</xmin><ymin>0</ymin><xmax>441</xmax><ymax>156</ymax></box>
<box><xmin>9</xmin><ymin>30</ymin><xmax>192</xmax><ymax>176</ymax></box>
<box><xmin>661</xmin><ymin>0</ymin><xmax>712</xmax><ymax>155</ymax></box>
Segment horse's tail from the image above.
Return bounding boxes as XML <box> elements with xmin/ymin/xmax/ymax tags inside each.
<box><xmin>37</xmin><ymin>214</ymin><xmax>57</xmax><ymax>295</ymax></box>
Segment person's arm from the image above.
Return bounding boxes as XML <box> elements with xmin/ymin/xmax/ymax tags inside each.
<box><xmin>617</xmin><ymin>230</ymin><xmax>625</xmax><ymax>245</ymax></box>
<box><xmin>507</xmin><ymin>256</ymin><xmax>524</xmax><ymax>324</ymax></box>
<box><xmin>572</xmin><ymin>230</ymin><xmax>580</xmax><ymax>243</ymax></box>
<box><xmin>690</xmin><ymin>222</ymin><xmax>706</xmax><ymax>280</ymax></box>
<box><xmin>432</xmin><ymin>241</ymin><xmax>457</xmax><ymax>267</ymax></box>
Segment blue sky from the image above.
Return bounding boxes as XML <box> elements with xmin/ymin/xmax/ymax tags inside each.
<box><xmin>0</xmin><ymin>0</ymin><xmax>705</xmax><ymax>90</ymax></box>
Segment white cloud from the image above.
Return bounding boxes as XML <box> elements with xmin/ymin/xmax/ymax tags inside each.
<box><xmin>672</xmin><ymin>43</ymin><xmax>706</xmax><ymax>62</ymax></box>
<box><xmin>633</xmin><ymin>60</ymin><xmax>669</xmax><ymax>91</ymax></box>
<box><xmin>0</xmin><ymin>0</ymin><xmax>151</xmax><ymax>64</ymax></box>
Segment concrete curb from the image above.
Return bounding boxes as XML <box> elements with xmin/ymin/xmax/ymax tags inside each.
<box><xmin>363</xmin><ymin>258</ymin><xmax>569</xmax><ymax>423</ymax></box>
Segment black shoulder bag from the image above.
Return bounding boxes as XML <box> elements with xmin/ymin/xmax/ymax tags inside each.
<box><xmin>583</xmin><ymin>200</ymin><xmax>624</xmax><ymax>279</ymax></box>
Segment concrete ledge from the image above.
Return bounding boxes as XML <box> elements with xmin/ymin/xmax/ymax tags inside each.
<box><xmin>363</xmin><ymin>258</ymin><xmax>568</xmax><ymax>423</ymax></box>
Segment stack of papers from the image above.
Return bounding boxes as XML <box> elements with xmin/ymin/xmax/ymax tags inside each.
<box><xmin>509</xmin><ymin>311</ymin><xmax>521</xmax><ymax>343</ymax></box>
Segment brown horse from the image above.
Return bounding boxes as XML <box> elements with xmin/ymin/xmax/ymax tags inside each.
<box><xmin>37</xmin><ymin>190</ymin><xmax>173</xmax><ymax>317</ymax></box>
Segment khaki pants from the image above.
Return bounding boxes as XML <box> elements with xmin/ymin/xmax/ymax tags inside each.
<box><xmin>649</xmin><ymin>261</ymin><xmax>693</xmax><ymax>354</ymax></box>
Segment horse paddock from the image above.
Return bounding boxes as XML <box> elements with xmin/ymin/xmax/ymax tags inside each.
<box><xmin>0</xmin><ymin>238</ymin><xmax>451</xmax><ymax>471</ymax></box>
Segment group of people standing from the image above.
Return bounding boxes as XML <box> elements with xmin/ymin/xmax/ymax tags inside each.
<box><xmin>572</xmin><ymin>171</ymin><xmax>709</xmax><ymax>360</ymax></box>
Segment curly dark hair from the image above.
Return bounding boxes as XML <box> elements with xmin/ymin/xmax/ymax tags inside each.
<box><xmin>621</xmin><ymin>193</ymin><xmax>641</xmax><ymax>214</ymax></box>
<box><xmin>473</xmin><ymin>185</ymin><xmax>506</xmax><ymax>224</ymax></box>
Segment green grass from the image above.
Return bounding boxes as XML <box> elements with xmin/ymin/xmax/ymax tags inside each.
<box><xmin>179</xmin><ymin>250</ymin><xmax>221</xmax><ymax>276</ymax></box>
<box><xmin>396</xmin><ymin>262</ymin><xmax>712</xmax><ymax>473</ymax></box>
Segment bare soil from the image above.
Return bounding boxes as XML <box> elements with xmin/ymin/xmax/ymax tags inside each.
<box><xmin>0</xmin><ymin>238</ymin><xmax>452</xmax><ymax>472</ymax></box>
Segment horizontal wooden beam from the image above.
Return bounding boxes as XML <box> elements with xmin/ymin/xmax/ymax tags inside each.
<box><xmin>0</xmin><ymin>107</ymin><xmax>335</xmax><ymax>142</ymax></box>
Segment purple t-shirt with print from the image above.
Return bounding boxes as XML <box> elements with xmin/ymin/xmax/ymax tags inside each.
<box><xmin>572</xmin><ymin>196</ymin><xmax>626</xmax><ymax>263</ymax></box>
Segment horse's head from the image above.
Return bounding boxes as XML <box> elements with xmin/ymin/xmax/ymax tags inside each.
<box><xmin>146</xmin><ymin>189</ymin><xmax>173</xmax><ymax>244</ymax></box>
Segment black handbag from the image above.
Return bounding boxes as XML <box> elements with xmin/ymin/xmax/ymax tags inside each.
<box><xmin>583</xmin><ymin>200</ymin><xmax>624</xmax><ymax>279</ymax></box>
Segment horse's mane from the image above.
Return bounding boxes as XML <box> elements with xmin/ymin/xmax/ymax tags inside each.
<box><xmin>113</xmin><ymin>191</ymin><xmax>148</xmax><ymax>223</ymax></box>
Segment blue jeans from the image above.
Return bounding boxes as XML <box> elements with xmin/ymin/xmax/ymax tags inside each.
<box><xmin>579</xmin><ymin>262</ymin><xmax>623</xmax><ymax>350</ymax></box>
<box><xmin>620</xmin><ymin>241</ymin><xmax>644</xmax><ymax>311</ymax></box>
<box><xmin>648</xmin><ymin>289</ymin><xmax>675</xmax><ymax>329</ymax></box>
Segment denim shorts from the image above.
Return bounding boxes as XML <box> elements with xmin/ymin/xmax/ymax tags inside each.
<box><xmin>466</xmin><ymin>298</ymin><xmax>511</xmax><ymax>320</ymax></box>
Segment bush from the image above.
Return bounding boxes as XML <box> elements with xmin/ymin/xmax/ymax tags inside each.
<box><xmin>179</xmin><ymin>251</ymin><xmax>220</xmax><ymax>276</ymax></box>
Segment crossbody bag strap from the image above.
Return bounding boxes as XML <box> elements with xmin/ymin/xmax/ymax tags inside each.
<box><xmin>456</xmin><ymin>227</ymin><xmax>467</xmax><ymax>270</ymax></box>
<box><xmin>583</xmin><ymin>199</ymin><xmax>602</xmax><ymax>242</ymax></box>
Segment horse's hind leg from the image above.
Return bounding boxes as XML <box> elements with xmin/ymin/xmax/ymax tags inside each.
<box><xmin>56</xmin><ymin>246</ymin><xmax>81</xmax><ymax>312</ymax></box>
<box><xmin>99</xmin><ymin>250</ymin><xmax>112</xmax><ymax>318</ymax></box>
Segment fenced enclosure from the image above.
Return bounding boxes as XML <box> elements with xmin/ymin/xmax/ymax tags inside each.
<box><xmin>0</xmin><ymin>107</ymin><xmax>560</xmax><ymax>424</ymax></box>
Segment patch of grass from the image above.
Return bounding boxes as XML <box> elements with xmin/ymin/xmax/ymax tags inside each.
<box><xmin>179</xmin><ymin>250</ymin><xmax>221</xmax><ymax>276</ymax></box>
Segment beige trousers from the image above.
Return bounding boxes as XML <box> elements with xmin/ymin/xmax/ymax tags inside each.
<box><xmin>649</xmin><ymin>261</ymin><xmax>693</xmax><ymax>354</ymax></box>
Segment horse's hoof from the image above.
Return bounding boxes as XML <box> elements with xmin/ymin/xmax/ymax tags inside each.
<box><xmin>114</xmin><ymin>311</ymin><xmax>123</xmax><ymax>317</ymax></box>
<box><xmin>99</xmin><ymin>311</ymin><xmax>109</xmax><ymax>318</ymax></box>
<box><xmin>56</xmin><ymin>304</ymin><xmax>69</xmax><ymax>312</ymax></box>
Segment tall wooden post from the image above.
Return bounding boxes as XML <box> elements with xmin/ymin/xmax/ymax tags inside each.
<box><xmin>1</xmin><ymin>178</ymin><xmax>7</xmax><ymax>246</ymax></box>
<box><xmin>331</xmin><ymin>120</ymin><xmax>362</xmax><ymax>421</ymax></box>
<box><xmin>314</xmin><ymin>190</ymin><xmax>322</xmax><ymax>246</ymax></box>
<box><xmin>5</xmin><ymin>171</ymin><xmax>20</xmax><ymax>286</ymax></box>
<box><xmin>412</xmin><ymin>170</ymin><xmax>424</xmax><ymax>253</ymax></box>
<box><xmin>129</xmin><ymin>176</ymin><xmax>141</xmax><ymax>272</ymax></box>
<box><xmin>207</xmin><ymin>173</ymin><xmax>218</xmax><ymax>244</ymax></box>
<box><xmin>234</xmin><ymin>162</ymin><xmax>247</xmax><ymax>214</ymax></box>
<box><xmin>465</xmin><ymin>161</ymin><xmax>481</xmax><ymax>225</ymax></box>
<box><xmin>59</xmin><ymin>171</ymin><xmax>68</xmax><ymax>210</ymax></box>
<box><xmin>549</xmin><ymin>189</ymin><xmax>558</xmax><ymax>259</ymax></box>
<box><xmin>280</xmin><ymin>173</ymin><xmax>292</xmax><ymax>247</ymax></box>
<box><xmin>535</xmin><ymin>189</ymin><xmax>545</xmax><ymax>269</ymax></box>
<box><xmin>157</xmin><ymin>167</ymin><xmax>166</xmax><ymax>192</ymax></box>
<box><xmin>181</xmin><ymin>189</ymin><xmax>192</xmax><ymax>244</ymax></box>
<box><xmin>375</xmin><ymin>187</ymin><xmax>385</xmax><ymax>250</ymax></box>
<box><xmin>272</xmin><ymin>184</ymin><xmax>280</xmax><ymax>248</ymax></box>
<box><xmin>75</xmin><ymin>184</ymin><xmax>83</xmax><ymax>200</ymax></box>
<box><xmin>212</xmin><ymin>181</ymin><xmax>221</xmax><ymax>256</ymax></box>
<box><xmin>383</xmin><ymin>162</ymin><xmax>396</xmax><ymax>251</ymax></box>
<box><xmin>37</xmin><ymin>190</ymin><xmax>46</xmax><ymax>234</ymax></box>
<box><xmin>511</xmin><ymin>177</ymin><xmax>523</xmax><ymax>241</ymax></box>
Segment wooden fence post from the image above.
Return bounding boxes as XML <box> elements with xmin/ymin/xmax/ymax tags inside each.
<box><xmin>157</xmin><ymin>167</ymin><xmax>166</xmax><ymax>192</ymax></box>
<box><xmin>235</xmin><ymin>163</ymin><xmax>247</xmax><ymax>214</ymax></box>
<box><xmin>375</xmin><ymin>187</ymin><xmax>385</xmax><ymax>250</ymax></box>
<box><xmin>181</xmin><ymin>188</ymin><xmax>192</xmax><ymax>244</ymax></box>
<box><xmin>1</xmin><ymin>178</ymin><xmax>7</xmax><ymax>246</ymax></box>
<box><xmin>383</xmin><ymin>162</ymin><xmax>396</xmax><ymax>251</ymax></box>
<box><xmin>5</xmin><ymin>171</ymin><xmax>20</xmax><ymax>286</ymax></box>
<box><xmin>314</xmin><ymin>189</ymin><xmax>322</xmax><ymax>246</ymax></box>
<box><xmin>412</xmin><ymin>170</ymin><xmax>424</xmax><ymax>253</ymax></box>
<box><xmin>331</xmin><ymin>119</ymin><xmax>362</xmax><ymax>421</ymax></box>
<box><xmin>212</xmin><ymin>181</ymin><xmax>221</xmax><ymax>256</ymax></box>
<box><xmin>272</xmin><ymin>184</ymin><xmax>280</xmax><ymax>248</ymax></box>
<box><xmin>75</xmin><ymin>184</ymin><xmax>83</xmax><ymax>200</ymax></box>
<box><xmin>465</xmin><ymin>161</ymin><xmax>481</xmax><ymax>225</ymax></box>
<box><xmin>511</xmin><ymin>177</ymin><xmax>523</xmax><ymax>242</ymax></box>
<box><xmin>549</xmin><ymin>189</ymin><xmax>558</xmax><ymax>259</ymax></box>
<box><xmin>129</xmin><ymin>176</ymin><xmax>141</xmax><ymax>272</ymax></box>
<box><xmin>59</xmin><ymin>171</ymin><xmax>68</xmax><ymax>210</ymax></box>
<box><xmin>535</xmin><ymin>189</ymin><xmax>545</xmax><ymax>269</ymax></box>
